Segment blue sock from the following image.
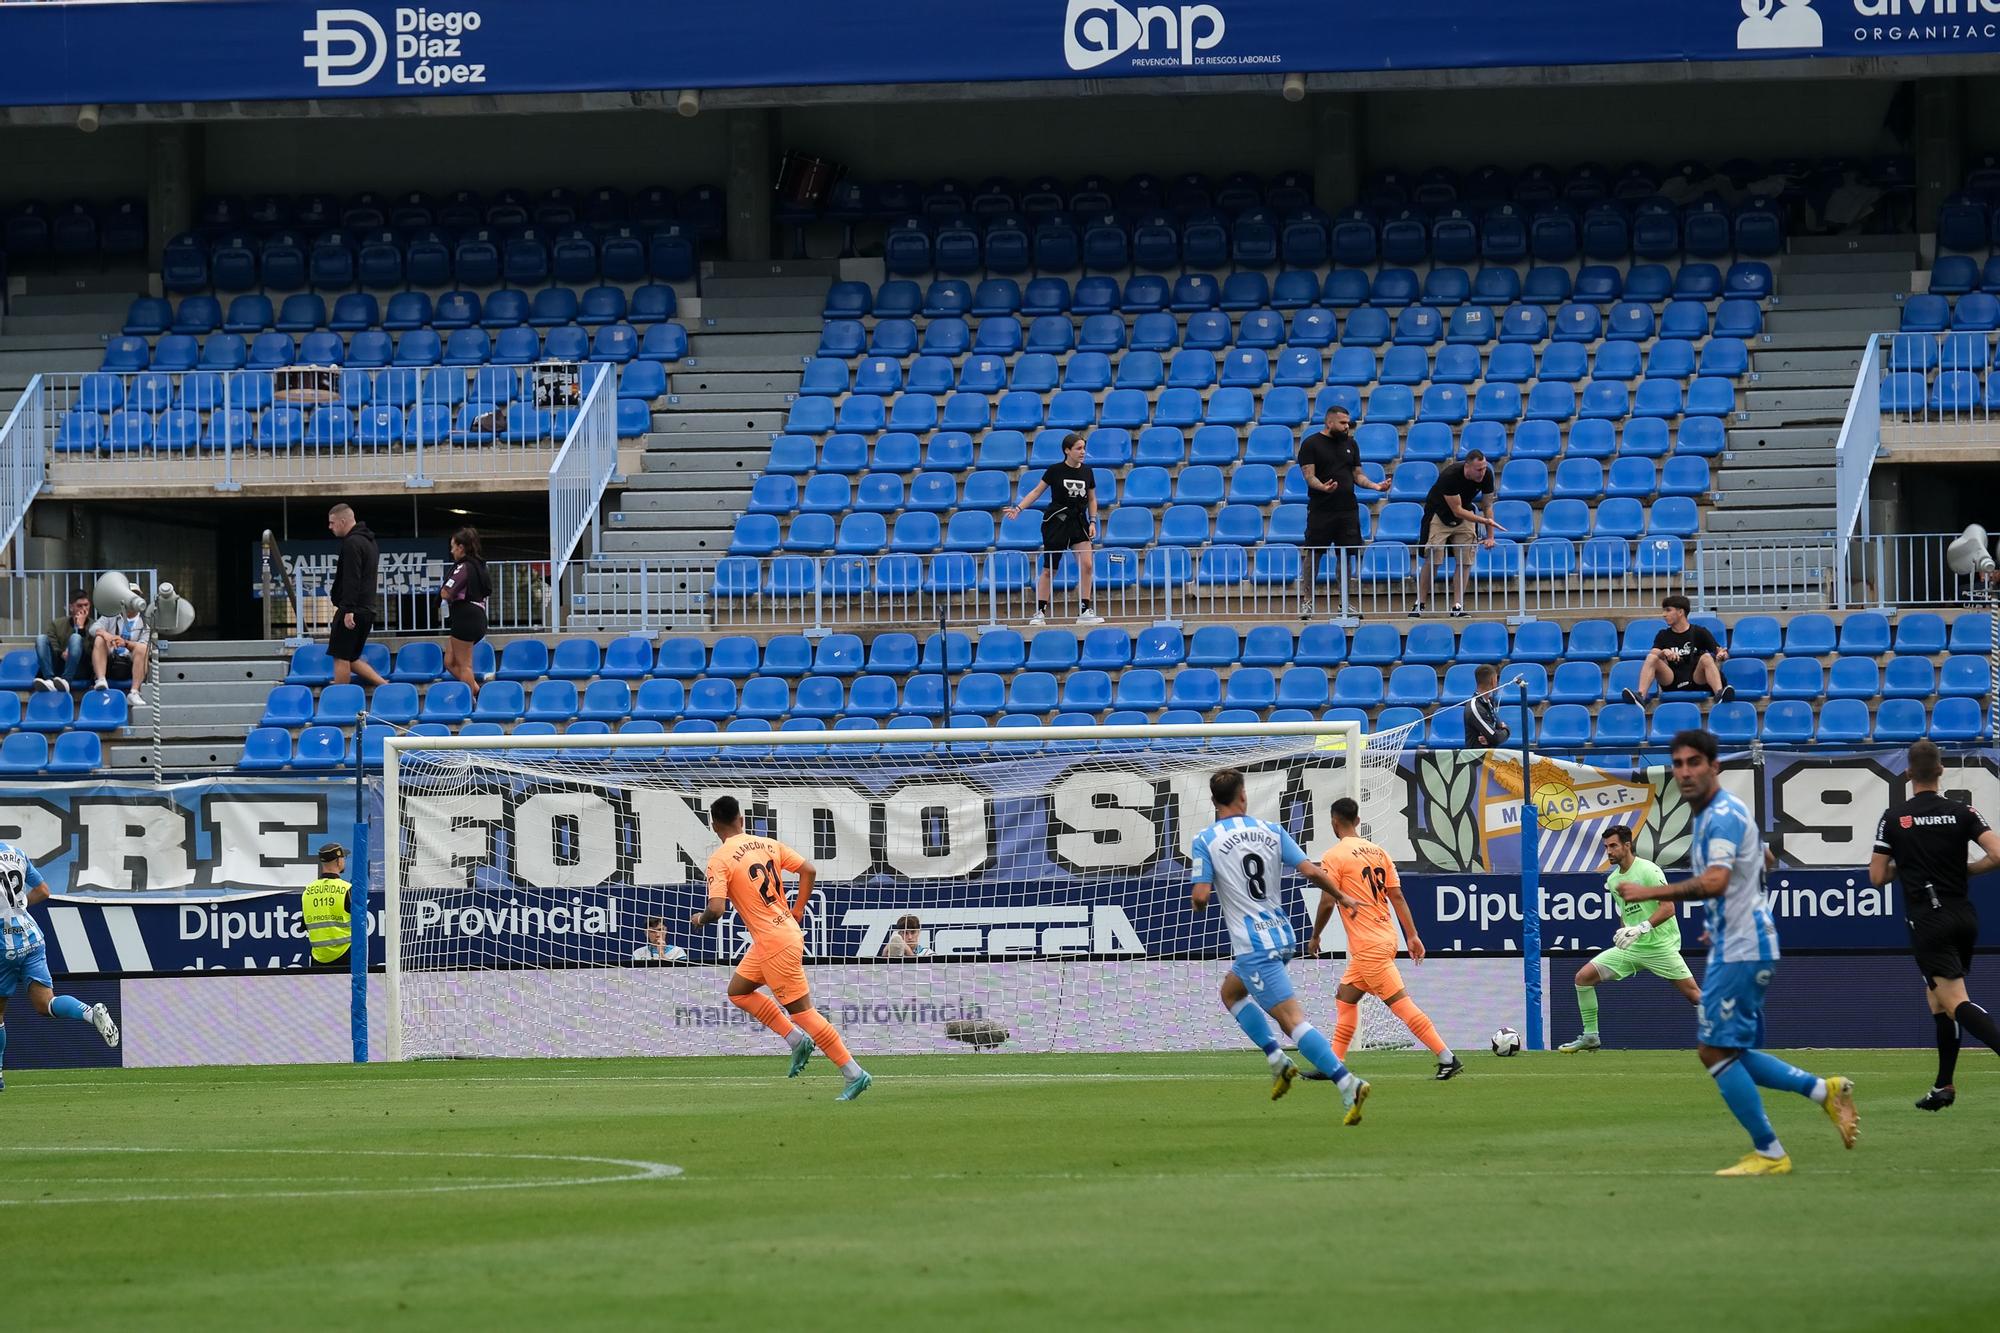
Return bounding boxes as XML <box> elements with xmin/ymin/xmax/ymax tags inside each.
<box><xmin>1736</xmin><ymin>1049</ymin><xmax>1820</xmax><ymax>1099</ymax></box>
<box><xmin>1709</xmin><ymin>1056</ymin><xmax>1779</xmax><ymax>1151</ymax></box>
<box><xmin>1227</xmin><ymin>997</ymin><xmax>1282</xmax><ymax>1059</ymax></box>
<box><xmin>0</xmin><ymin>1021</ymin><xmax>7</xmax><ymax>1071</ymax></box>
<box><xmin>50</xmin><ymin>995</ymin><xmax>89</xmax><ymax>1023</ymax></box>
<box><xmin>1287</xmin><ymin>1021</ymin><xmax>1350</xmax><ymax>1084</ymax></box>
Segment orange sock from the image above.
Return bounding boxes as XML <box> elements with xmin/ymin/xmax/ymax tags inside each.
<box><xmin>792</xmin><ymin>1007</ymin><xmax>855</xmax><ymax>1071</ymax></box>
<box><xmin>730</xmin><ymin>992</ymin><xmax>797</xmax><ymax>1040</ymax></box>
<box><xmin>1389</xmin><ymin>995</ymin><xmax>1447</xmax><ymax>1056</ymax></box>
<box><xmin>1332</xmin><ymin>999</ymin><xmax>1360</xmax><ymax>1060</ymax></box>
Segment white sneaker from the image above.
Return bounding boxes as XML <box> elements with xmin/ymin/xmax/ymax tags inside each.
<box><xmin>127</xmin><ymin>694</ymin><xmax>149</xmax><ymax>712</ymax></box>
<box><xmin>1076</xmin><ymin>610</ymin><xmax>1105</xmax><ymax>626</ymax></box>
<box><xmin>93</xmin><ymin>679</ymin><xmax>109</xmax><ymax>691</ymax></box>
<box><xmin>32</xmin><ymin>679</ymin><xmax>53</xmax><ymax>692</ymax></box>
<box><xmin>88</xmin><ymin>1002</ymin><xmax>120</xmax><ymax>1048</ymax></box>
<box><xmin>1028</xmin><ymin>611</ymin><xmax>1047</xmax><ymax>627</ymax></box>
<box><xmin>54</xmin><ymin>678</ymin><xmax>72</xmax><ymax>695</ymax></box>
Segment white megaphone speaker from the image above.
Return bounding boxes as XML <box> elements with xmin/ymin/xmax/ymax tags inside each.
<box><xmin>92</xmin><ymin>571</ymin><xmax>197</xmax><ymax>637</ymax></box>
<box><xmin>1947</xmin><ymin>524</ymin><xmax>1996</xmax><ymax>578</ymax></box>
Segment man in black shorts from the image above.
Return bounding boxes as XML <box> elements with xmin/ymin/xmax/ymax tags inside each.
<box><xmin>1869</xmin><ymin>738</ymin><xmax>2000</xmax><ymax>1110</ymax></box>
<box><xmin>326</xmin><ymin>503</ymin><xmax>385</xmax><ymax>687</ymax></box>
<box><xmin>1295</xmin><ymin>405</ymin><xmax>1384</xmax><ymax>619</ymax></box>
<box><xmin>1005</xmin><ymin>431</ymin><xmax>1102</xmax><ymax>627</ymax></box>
<box><xmin>1622</xmin><ymin>594</ymin><xmax>1733</xmax><ymax>708</ymax></box>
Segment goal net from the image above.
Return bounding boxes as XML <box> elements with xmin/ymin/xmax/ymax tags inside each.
<box><xmin>381</xmin><ymin>717</ymin><xmax>1421</xmax><ymax>1062</ymax></box>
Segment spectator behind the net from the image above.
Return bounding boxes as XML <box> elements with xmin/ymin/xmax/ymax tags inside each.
<box><xmin>439</xmin><ymin>525</ymin><xmax>490</xmax><ymax>699</ymax></box>
<box><xmin>1463</xmin><ymin>663</ymin><xmax>1512</xmax><ymax>749</ymax></box>
<box><xmin>631</xmin><ymin>916</ymin><xmax>688</xmax><ymax>963</ymax></box>
<box><xmin>880</xmin><ymin>913</ymin><xmax>932</xmax><ymax>960</ymax></box>
<box><xmin>327</xmin><ymin>503</ymin><xmax>385</xmax><ymax>688</ymax></box>
<box><xmin>34</xmin><ymin>588</ymin><xmax>96</xmax><ymax>694</ymax></box>
<box><xmin>88</xmin><ymin>602</ymin><xmax>150</xmax><ymax>711</ymax></box>
<box><xmin>1295</xmin><ymin>405</ymin><xmax>1386</xmax><ymax>620</ymax></box>
<box><xmin>1622</xmin><ymin>593</ymin><xmax>1735</xmax><ymax>709</ymax></box>
<box><xmin>1411</xmin><ymin>450</ymin><xmax>1504</xmax><ymax>619</ymax></box>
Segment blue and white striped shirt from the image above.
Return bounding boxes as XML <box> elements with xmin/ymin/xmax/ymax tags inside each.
<box><xmin>1189</xmin><ymin>815</ymin><xmax>1309</xmax><ymax>959</ymax></box>
<box><xmin>1692</xmin><ymin>789</ymin><xmax>1779</xmax><ymax>966</ymax></box>
<box><xmin>0</xmin><ymin>839</ymin><xmax>47</xmax><ymax>962</ymax></box>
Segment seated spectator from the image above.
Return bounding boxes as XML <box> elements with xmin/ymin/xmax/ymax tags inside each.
<box><xmin>1463</xmin><ymin>663</ymin><xmax>1512</xmax><ymax>749</ymax></box>
<box><xmin>631</xmin><ymin>916</ymin><xmax>688</xmax><ymax>963</ymax></box>
<box><xmin>881</xmin><ymin>913</ymin><xmax>931</xmax><ymax>959</ymax></box>
<box><xmin>89</xmin><ymin>605</ymin><xmax>151</xmax><ymax>709</ymax></box>
<box><xmin>34</xmin><ymin>589</ymin><xmax>95</xmax><ymax>694</ymax></box>
<box><xmin>1622</xmin><ymin>593</ymin><xmax>1733</xmax><ymax>708</ymax></box>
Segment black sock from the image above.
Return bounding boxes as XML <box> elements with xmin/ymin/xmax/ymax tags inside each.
<box><xmin>1934</xmin><ymin>1011</ymin><xmax>1962</xmax><ymax>1087</ymax></box>
<box><xmin>1953</xmin><ymin>1000</ymin><xmax>2000</xmax><ymax>1055</ymax></box>
<box><xmin>1080</xmin><ymin>600</ymin><xmax>1093</xmax><ymax>612</ymax></box>
<box><xmin>1037</xmin><ymin>600</ymin><xmax>1050</xmax><ymax>614</ymax></box>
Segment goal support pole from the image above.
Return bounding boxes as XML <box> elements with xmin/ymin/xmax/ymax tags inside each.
<box><xmin>1516</xmin><ymin>680</ymin><xmax>1544</xmax><ymax>1050</ymax></box>
<box><xmin>350</xmin><ymin>725</ymin><xmax>370</xmax><ymax>1063</ymax></box>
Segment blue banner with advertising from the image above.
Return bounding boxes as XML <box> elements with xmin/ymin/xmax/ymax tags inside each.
<box><xmin>0</xmin><ymin>1</ymin><xmax>1992</xmax><ymax>108</ymax></box>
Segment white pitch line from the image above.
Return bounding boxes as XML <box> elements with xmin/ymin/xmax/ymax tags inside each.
<box><xmin>0</xmin><ymin>1147</ymin><xmax>681</xmax><ymax>1207</ymax></box>
<box><xmin>692</xmin><ymin>1164</ymin><xmax>2000</xmax><ymax>1185</ymax></box>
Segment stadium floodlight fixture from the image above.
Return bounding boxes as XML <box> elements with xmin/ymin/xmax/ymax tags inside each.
<box><xmin>676</xmin><ymin>89</ymin><xmax>702</xmax><ymax>118</ymax></box>
<box><xmin>1947</xmin><ymin>523</ymin><xmax>1995</xmax><ymax>578</ymax></box>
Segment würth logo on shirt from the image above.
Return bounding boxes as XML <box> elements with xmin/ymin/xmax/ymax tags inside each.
<box><xmin>1900</xmin><ymin>816</ymin><xmax>1914</xmax><ymax>829</ymax></box>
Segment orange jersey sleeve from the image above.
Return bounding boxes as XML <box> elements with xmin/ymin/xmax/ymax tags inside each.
<box><xmin>709</xmin><ymin>834</ymin><xmax>806</xmax><ymax>941</ymax></box>
<box><xmin>1321</xmin><ymin>837</ymin><xmax>1399</xmax><ymax>950</ymax></box>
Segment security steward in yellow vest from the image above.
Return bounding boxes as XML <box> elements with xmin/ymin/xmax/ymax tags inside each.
<box><xmin>302</xmin><ymin>843</ymin><xmax>354</xmax><ymax>970</ymax></box>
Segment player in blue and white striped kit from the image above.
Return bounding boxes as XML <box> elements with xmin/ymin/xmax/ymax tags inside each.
<box><xmin>1190</xmin><ymin>768</ymin><xmax>1373</xmax><ymax>1125</ymax></box>
<box><xmin>1617</xmin><ymin>730</ymin><xmax>1857</xmax><ymax>1175</ymax></box>
<box><xmin>0</xmin><ymin>840</ymin><xmax>119</xmax><ymax>1090</ymax></box>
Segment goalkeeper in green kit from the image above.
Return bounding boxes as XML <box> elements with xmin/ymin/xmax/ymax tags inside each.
<box><xmin>1558</xmin><ymin>824</ymin><xmax>1701</xmax><ymax>1052</ymax></box>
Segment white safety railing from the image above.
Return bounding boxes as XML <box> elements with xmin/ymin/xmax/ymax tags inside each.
<box><xmin>0</xmin><ymin>567</ymin><xmax>157</xmax><ymax>641</ymax></box>
<box><xmin>38</xmin><ymin>366</ymin><xmax>580</xmax><ymax>492</ymax></box>
<box><xmin>283</xmin><ymin>558</ymin><xmax>553</xmax><ymax>642</ymax></box>
<box><xmin>0</xmin><ymin>375</ymin><xmax>48</xmax><ymax>565</ymax></box>
<box><xmin>546</xmin><ymin>367</ymin><xmax>620</xmax><ymax>631</ymax></box>
<box><xmin>1834</xmin><ymin>332</ymin><xmax>1883</xmax><ymax>557</ymax></box>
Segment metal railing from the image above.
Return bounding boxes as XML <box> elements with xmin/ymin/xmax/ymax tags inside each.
<box><xmin>553</xmin><ymin>534</ymin><xmax>1943</xmax><ymax>636</ymax></box>
<box><xmin>0</xmin><ymin>567</ymin><xmax>158</xmax><ymax>640</ymax></box>
<box><xmin>1875</xmin><ymin>330</ymin><xmax>2000</xmax><ymax>435</ymax></box>
<box><xmin>547</xmin><ymin>368</ymin><xmax>620</xmax><ymax>631</ymax></box>
<box><xmin>38</xmin><ymin>366</ymin><xmax>581</xmax><ymax>492</ymax></box>
<box><xmin>1834</xmin><ymin>332</ymin><xmax>1882</xmax><ymax>558</ymax></box>
<box><xmin>0</xmin><ymin>375</ymin><xmax>48</xmax><ymax>565</ymax></box>
<box><xmin>281</xmin><ymin>558</ymin><xmax>553</xmax><ymax>642</ymax></box>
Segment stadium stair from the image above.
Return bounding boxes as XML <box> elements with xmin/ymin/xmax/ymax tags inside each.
<box><xmin>0</xmin><ymin>272</ymin><xmax>143</xmax><ymax>422</ymax></box>
<box><xmin>102</xmin><ymin>638</ymin><xmax>291</xmax><ymax>771</ymax></box>
<box><xmin>577</xmin><ymin>260</ymin><xmax>833</xmax><ymax>628</ymax></box>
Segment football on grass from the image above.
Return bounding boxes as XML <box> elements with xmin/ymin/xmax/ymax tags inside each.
<box><xmin>1491</xmin><ymin>1027</ymin><xmax>1522</xmax><ymax>1056</ymax></box>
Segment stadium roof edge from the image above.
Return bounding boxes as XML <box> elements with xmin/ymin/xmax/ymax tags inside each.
<box><xmin>1</xmin><ymin>54</ymin><xmax>1996</xmax><ymax>127</ymax></box>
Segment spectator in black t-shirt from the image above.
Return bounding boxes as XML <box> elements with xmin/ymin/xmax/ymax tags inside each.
<box><xmin>1869</xmin><ymin>738</ymin><xmax>2000</xmax><ymax>1110</ymax></box>
<box><xmin>1621</xmin><ymin>594</ymin><xmax>1733</xmax><ymax>708</ymax></box>
<box><xmin>1411</xmin><ymin>451</ymin><xmax>1502</xmax><ymax>618</ymax></box>
<box><xmin>1295</xmin><ymin>405</ymin><xmax>1386</xmax><ymax>620</ymax></box>
<box><xmin>1006</xmin><ymin>431</ymin><xmax>1103</xmax><ymax>627</ymax></box>
<box><xmin>1463</xmin><ymin>663</ymin><xmax>1511</xmax><ymax>749</ymax></box>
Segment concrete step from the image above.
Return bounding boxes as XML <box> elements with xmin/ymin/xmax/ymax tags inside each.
<box><xmin>686</xmin><ymin>331</ymin><xmax>821</xmax><ymax>359</ymax></box>
<box><xmin>667</xmin><ymin>353</ymin><xmax>811</xmax><ymax>376</ymax></box>
<box><xmin>13</xmin><ymin>268</ymin><xmax>151</xmax><ymax>298</ymax></box>
<box><xmin>0</xmin><ymin>349</ymin><xmax>102</xmax><ymax>376</ymax></box>
<box><xmin>639</xmin><ymin>428</ymin><xmax>774</xmax><ymax>452</ymax></box>
<box><xmin>1742</xmin><ymin>369</ymin><xmax>1856</xmax><ymax>391</ymax></box>
<box><xmin>1725</xmin><ymin>445</ymin><xmax>1834</xmax><ymax>468</ymax></box>
<box><xmin>1751</xmin><ymin>347</ymin><xmax>1864</xmax><ymax>375</ymax></box>
<box><xmin>158</xmin><ymin>657</ymin><xmax>287</xmax><ymax>686</ymax></box>
<box><xmin>660</xmin><ymin>391</ymin><xmax>796</xmax><ymax>413</ymax></box>
<box><xmin>1772</xmin><ymin>272</ymin><xmax>1913</xmax><ymax>298</ymax></box>
<box><xmin>108</xmin><ymin>741</ymin><xmax>244</xmax><ymax>771</ymax></box>
<box><xmin>2</xmin><ymin>291</ymin><xmax>143</xmax><ymax>317</ymax></box>
<box><xmin>1764</xmin><ymin>307</ymin><xmax>1903</xmax><ymax>336</ymax></box>
<box><xmin>0</xmin><ymin>312</ymin><xmax>125</xmax><ymax>337</ymax></box>
<box><xmin>151</xmin><ymin>638</ymin><xmax>280</xmax><ymax>661</ymax></box>
<box><xmin>608</xmin><ymin>509</ymin><xmax>743</xmax><ymax>535</ymax></box>
<box><xmin>152</xmin><ymin>700</ymin><xmax>268</xmax><ymax>728</ymax></box>
<box><xmin>1767</xmin><ymin>291</ymin><xmax>1909</xmax><ymax>312</ymax></box>
<box><xmin>615</xmin><ymin>485</ymin><xmax>752</xmax><ymax>511</ymax></box>
<box><xmin>1718</xmin><ymin>462</ymin><xmax>1835</xmax><ymax>488</ymax></box>
<box><xmin>1705</xmin><ymin>507</ymin><xmax>1837</xmax><ymax>533</ymax></box>
<box><xmin>600</xmin><ymin>529</ymin><xmax>728</xmax><ymax>555</ymax></box>
<box><xmin>631</xmin><ymin>457</ymin><xmax>762</xmax><ymax>485</ymax></box>
<box><xmin>1713</xmin><ymin>485</ymin><xmax>1834</xmax><ymax>509</ymax></box>
<box><xmin>702</xmin><ymin>260</ymin><xmax>841</xmax><ymax>280</ymax></box>
<box><xmin>1729</xmin><ymin>424</ymin><xmax>1838</xmax><ymax>450</ymax></box>
<box><xmin>1756</xmin><ymin>332</ymin><xmax>1880</xmax><ymax>355</ymax></box>
<box><xmin>1733</xmin><ymin>407</ymin><xmax>1844</xmax><ymax>428</ymax></box>
<box><xmin>669</xmin><ymin>370</ymin><xmax>805</xmax><ymax>394</ymax></box>
<box><xmin>685</xmin><ymin>313</ymin><xmax>825</xmax><ymax>334</ymax></box>
<box><xmin>651</xmin><ymin>410</ymin><xmax>788</xmax><ymax>435</ymax></box>
<box><xmin>1787</xmin><ymin>233</ymin><xmax>1921</xmax><ymax>257</ymax></box>
<box><xmin>595</xmin><ymin>528</ymin><xmax>730</xmax><ymax>556</ymax></box>
<box><xmin>1741</xmin><ymin>387</ymin><xmax>1852</xmax><ymax>414</ymax></box>
<box><xmin>698</xmin><ymin>276</ymin><xmax>836</xmax><ymax>300</ymax></box>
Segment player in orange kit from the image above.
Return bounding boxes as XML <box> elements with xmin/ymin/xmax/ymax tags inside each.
<box><xmin>1312</xmin><ymin>797</ymin><xmax>1463</xmax><ymax>1081</ymax></box>
<box><xmin>692</xmin><ymin>794</ymin><xmax>871</xmax><ymax>1101</ymax></box>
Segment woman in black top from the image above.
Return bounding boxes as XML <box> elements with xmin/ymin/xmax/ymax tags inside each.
<box><xmin>439</xmin><ymin>525</ymin><xmax>491</xmax><ymax>697</ymax></box>
<box><xmin>1004</xmin><ymin>431</ymin><xmax>1103</xmax><ymax>627</ymax></box>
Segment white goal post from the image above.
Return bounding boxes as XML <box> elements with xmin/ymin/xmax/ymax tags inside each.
<box><xmin>380</xmin><ymin>717</ymin><xmax>1420</xmax><ymax>1062</ymax></box>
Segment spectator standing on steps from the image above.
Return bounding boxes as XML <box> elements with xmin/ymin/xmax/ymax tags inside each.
<box><xmin>326</xmin><ymin>503</ymin><xmax>384</xmax><ymax>688</ymax></box>
<box><xmin>1006</xmin><ymin>431</ymin><xmax>1103</xmax><ymax>627</ymax></box>
<box><xmin>34</xmin><ymin>589</ymin><xmax>96</xmax><ymax>694</ymax></box>
<box><xmin>439</xmin><ymin>526</ymin><xmax>490</xmax><ymax>700</ymax></box>
<box><xmin>1411</xmin><ymin>450</ymin><xmax>1503</xmax><ymax>619</ymax></box>
<box><xmin>1296</xmin><ymin>405</ymin><xmax>1385</xmax><ymax>620</ymax></box>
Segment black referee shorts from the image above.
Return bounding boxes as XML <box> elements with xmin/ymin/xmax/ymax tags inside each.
<box><xmin>1908</xmin><ymin>899</ymin><xmax>1979</xmax><ymax>983</ymax></box>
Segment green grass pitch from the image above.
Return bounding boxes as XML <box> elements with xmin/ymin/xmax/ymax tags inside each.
<box><xmin>7</xmin><ymin>1049</ymin><xmax>1996</xmax><ymax>1332</ymax></box>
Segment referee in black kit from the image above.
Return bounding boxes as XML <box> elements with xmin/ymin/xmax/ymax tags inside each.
<box><xmin>1296</xmin><ymin>405</ymin><xmax>1384</xmax><ymax>619</ymax></box>
<box><xmin>1869</xmin><ymin>739</ymin><xmax>2000</xmax><ymax>1110</ymax></box>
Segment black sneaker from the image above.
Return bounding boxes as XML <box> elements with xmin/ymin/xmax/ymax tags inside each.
<box><xmin>31</xmin><ymin>679</ymin><xmax>53</xmax><ymax>692</ymax></box>
<box><xmin>1410</xmin><ymin>602</ymin><xmax>1427</xmax><ymax>618</ymax></box>
<box><xmin>1915</xmin><ymin>1086</ymin><xmax>1956</xmax><ymax>1111</ymax></box>
<box><xmin>1449</xmin><ymin>604</ymin><xmax>1467</xmax><ymax>618</ymax></box>
<box><xmin>1434</xmin><ymin>1056</ymin><xmax>1465</xmax><ymax>1082</ymax></box>
<box><xmin>1620</xmin><ymin>687</ymin><xmax>1643</xmax><ymax>709</ymax></box>
<box><xmin>1715</xmin><ymin>684</ymin><xmax>1735</xmax><ymax>705</ymax></box>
